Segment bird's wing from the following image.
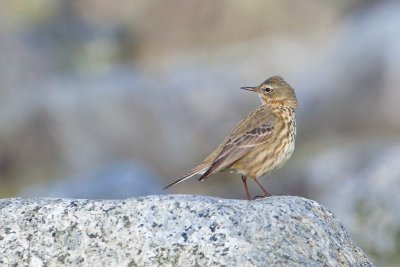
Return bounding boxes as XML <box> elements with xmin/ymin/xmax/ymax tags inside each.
<box><xmin>198</xmin><ymin>106</ymin><xmax>276</xmax><ymax>181</ymax></box>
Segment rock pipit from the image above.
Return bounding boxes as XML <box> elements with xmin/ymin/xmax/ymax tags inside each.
<box><xmin>164</xmin><ymin>76</ymin><xmax>298</xmax><ymax>199</ymax></box>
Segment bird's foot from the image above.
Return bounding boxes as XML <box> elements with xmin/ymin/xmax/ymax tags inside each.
<box><xmin>253</xmin><ymin>193</ymin><xmax>272</xmax><ymax>200</ymax></box>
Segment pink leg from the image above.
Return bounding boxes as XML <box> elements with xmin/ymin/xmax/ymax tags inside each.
<box><xmin>241</xmin><ymin>176</ymin><xmax>251</xmax><ymax>200</ymax></box>
<box><xmin>253</xmin><ymin>178</ymin><xmax>272</xmax><ymax>199</ymax></box>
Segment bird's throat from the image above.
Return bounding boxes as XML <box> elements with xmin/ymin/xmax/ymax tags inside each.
<box><xmin>265</xmin><ymin>98</ymin><xmax>298</xmax><ymax>109</ymax></box>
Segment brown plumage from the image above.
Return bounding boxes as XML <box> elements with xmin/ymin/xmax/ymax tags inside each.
<box><xmin>164</xmin><ymin>76</ymin><xmax>298</xmax><ymax>199</ymax></box>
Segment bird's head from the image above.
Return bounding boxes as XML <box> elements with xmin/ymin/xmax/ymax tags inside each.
<box><xmin>241</xmin><ymin>76</ymin><xmax>298</xmax><ymax>109</ymax></box>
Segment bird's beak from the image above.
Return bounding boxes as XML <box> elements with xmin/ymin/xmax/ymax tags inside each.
<box><xmin>241</xmin><ymin>86</ymin><xmax>258</xmax><ymax>92</ymax></box>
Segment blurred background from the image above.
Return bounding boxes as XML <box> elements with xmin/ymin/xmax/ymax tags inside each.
<box><xmin>1</xmin><ymin>0</ymin><xmax>399</xmax><ymax>265</ymax></box>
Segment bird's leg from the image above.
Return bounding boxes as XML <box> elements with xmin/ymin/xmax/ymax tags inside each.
<box><xmin>241</xmin><ymin>175</ymin><xmax>251</xmax><ymax>200</ymax></box>
<box><xmin>253</xmin><ymin>178</ymin><xmax>272</xmax><ymax>199</ymax></box>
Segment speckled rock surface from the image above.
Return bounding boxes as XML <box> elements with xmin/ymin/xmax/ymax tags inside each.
<box><xmin>0</xmin><ymin>195</ymin><xmax>373</xmax><ymax>266</ymax></box>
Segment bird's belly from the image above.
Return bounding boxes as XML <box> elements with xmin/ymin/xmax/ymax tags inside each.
<box><xmin>273</xmin><ymin>140</ymin><xmax>295</xmax><ymax>169</ymax></box>
<box><xmin>229</xmin><ymin>137</ymin><xmax>295</xmax><ymax>178</ymax></box>
<box><xmin>229</xmin><ymin>114</ymin><xmax>296</xmax><ymax>178</ymax></box>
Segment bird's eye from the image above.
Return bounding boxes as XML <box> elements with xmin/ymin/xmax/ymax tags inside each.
<box><xmin>264</xmin><ymin>87</ymin><xmax>271</xmax><ymax>93</ymax></box>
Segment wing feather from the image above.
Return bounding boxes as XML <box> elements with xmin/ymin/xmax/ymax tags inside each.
<box><xmin>198</xmin><ymin>107</ymin><xmax>276</xmax><ymax>181</ymax></box>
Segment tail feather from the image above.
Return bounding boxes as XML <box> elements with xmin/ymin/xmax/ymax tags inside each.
<box><xmin>197</xmin><ymin>171</ymin><xmax>212</xmax><ymax>182</ymax></box>
<box><xmin>198</xmin><ymin>158</ymin><xmax>224</xmax><ymax>182</ymax></box>
<box><xmin>163</xmin><ymin>169</ymin><xmax>205</xmax><ymax>190</ymax></box>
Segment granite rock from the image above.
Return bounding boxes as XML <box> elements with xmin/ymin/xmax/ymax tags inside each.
<box><xmin>0</xmin><ymin>195</ymin><xmax>373</xmax><ymax>266</ymax></box>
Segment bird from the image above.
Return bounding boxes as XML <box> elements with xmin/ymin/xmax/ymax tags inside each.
<box><xmin>164</xmin><ymin>76</ymin><xmax>298</xmax><ymax>200</ymax></box>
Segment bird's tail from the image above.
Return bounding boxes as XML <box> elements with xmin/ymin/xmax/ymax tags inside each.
<box><xmin>163</xmin><ymin>167</ymin><xmax>206</xmax><ymax>190</ymax></box>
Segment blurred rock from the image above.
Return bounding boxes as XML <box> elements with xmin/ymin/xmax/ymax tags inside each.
<box><xmin>302</xmin><ymin>144</ymin><xmax>400</xmax><ymax>267</ymax></box>
<box><xmin>296</xmin><ymin>0</ymin><xmax>400</xmax><ymax>135</ymax></box>
<box><xmin>0</xmin><ymin>195</ymin><xmax>373</xmax><ymax>266</ymax></box>
<box><xmin>1</xmin><ymin>1</ymin><xmax>399</xmax><ymax>198</ymax></box>
<box><xmin>23</xmin><ymin>162</ymin><xmax>163</xmax><ymax>199</ymax></box>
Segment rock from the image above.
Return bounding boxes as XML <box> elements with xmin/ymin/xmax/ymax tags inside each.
<box><xmin>0</xmin><ymin>195</ymin><xmax>373</xmax><ymax>266</ymax></box>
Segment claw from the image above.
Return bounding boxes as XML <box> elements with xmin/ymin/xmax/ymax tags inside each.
<box><xmin>253</xmin><ymin>193</ymin><xmax>272</xmax><ymax>200</ymax></box>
